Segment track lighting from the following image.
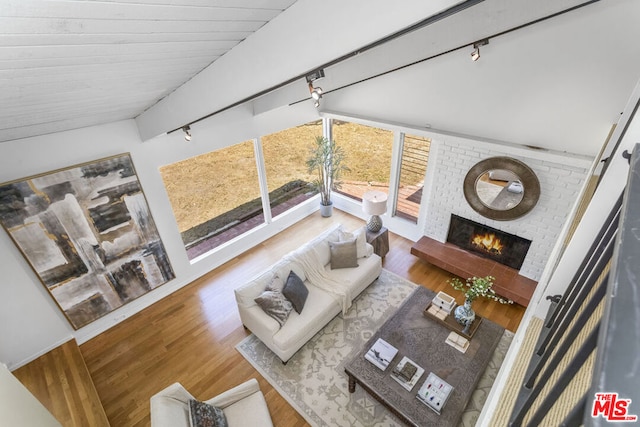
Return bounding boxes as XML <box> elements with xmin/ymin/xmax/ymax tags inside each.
<box><xmin>471</xmin><ymin>39</ymin><xmax>489</xmax><ymax>62</ymax></box>
<box><xmin>306</xmin><ymin>69</ymin><xmax>325</xmax><ymax>108</ymax></box>
<box><xmin>182</xmin><ymin>125</ymin><xmax>192</xmax><ymax>141</ymax></box>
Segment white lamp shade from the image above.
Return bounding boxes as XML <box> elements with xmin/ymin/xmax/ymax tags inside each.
<box><xmin>362</xmin><ymin>190</ymin><xmax>388</xmax><ymax>215</ymax></box>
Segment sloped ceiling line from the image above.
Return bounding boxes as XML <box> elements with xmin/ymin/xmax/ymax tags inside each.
<box><xmin>166</xmin><ymin>0</ymin><xmax>486</xmax><ymax>136</ymax></box>
<box><xmin>289</xmin><ymin>0</ymin><xmax>600</xmax><ymax>108</ymax></box>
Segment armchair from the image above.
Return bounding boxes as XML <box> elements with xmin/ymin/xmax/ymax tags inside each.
<box><xmin>150</xmin><ymin>378</ymin><xmax>273</xmax><ymax>426</ymax></box>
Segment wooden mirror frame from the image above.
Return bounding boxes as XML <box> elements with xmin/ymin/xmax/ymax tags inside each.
<box><xmin>463</xmin><ymin>157</ymin><xmax>540</xmax><ymax>221</ymax></box>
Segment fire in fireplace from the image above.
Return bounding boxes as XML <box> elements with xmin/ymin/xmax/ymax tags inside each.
<box><xmin>471</xmin><ymin>232</ymin><xmax>504</xmax><ymax>255</ymax></box>
<box><xmin>446</xmin><ymin>215</ymin><xmax>531</xmax><ymax>270</ymax></box>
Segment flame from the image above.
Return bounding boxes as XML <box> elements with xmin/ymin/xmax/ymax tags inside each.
<box><xmin>471</xmin><ymin>233</ymin><xmax>503</xmax><ymax>255</ymax></box>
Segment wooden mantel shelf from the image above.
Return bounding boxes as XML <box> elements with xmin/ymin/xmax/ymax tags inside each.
<box><xmin>411</xmin><ymin>236</ymin><xmax>537</xmax><ymax>307</ymax></box>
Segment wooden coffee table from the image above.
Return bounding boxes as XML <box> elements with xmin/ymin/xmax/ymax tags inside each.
<box><xmin>344</xmin><ymin>286</ymin><xmax>504</xmax><ymax>427</ymax></box>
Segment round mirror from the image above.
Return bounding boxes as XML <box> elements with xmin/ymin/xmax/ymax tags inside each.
<box><xmin>463</xmin><ymin>157</ymin><xmax>540</xmax><ymax>220</ymax></box>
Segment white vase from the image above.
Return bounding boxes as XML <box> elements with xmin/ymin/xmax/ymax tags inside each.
<box><xmin>319</xmin><ymin>202</ymin><xmax>333</xmax><ymax>217</ymax></box>
<box><xmin>454</xmin><ymin>298</ymin><xmax>476</xmax><ymax>334</ymax></box>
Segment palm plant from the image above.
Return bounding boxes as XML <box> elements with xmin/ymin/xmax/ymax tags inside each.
<box><xmin>306</xmin><ymin>136</ymin><xmax>350</xmax><ymax>207</ymax></box>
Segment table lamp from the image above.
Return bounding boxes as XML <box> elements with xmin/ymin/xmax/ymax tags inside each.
<box><xmin>362</xmin><ymin>190</ymin><xmax>388</xmax><ymax>232</ymax></box>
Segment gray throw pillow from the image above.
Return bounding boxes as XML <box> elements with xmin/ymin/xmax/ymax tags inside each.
<box><xmin>188</xmin><ymin>399</ymin><xmax>228</xmax><ymax>427</ymax></box>
<box><xmin>254</xmin><ymin>290</ymin><xmax>293</xmax><ymax>327</ymax></box>
<box><xmin>329</xmin><ymin>238</ymin><xmax>359</xmax><ymax>269</ymax></box>
<box><xmin>266</xmin><ymin>273</ymin><xmax>285</xmax><ymax>292</ymax></box>
<box><xmin>282</xmin><ymin>270</ymin><xmax>308</xmax><ymax>314</ymax></box>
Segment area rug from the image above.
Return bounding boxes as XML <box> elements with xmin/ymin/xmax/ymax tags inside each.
<box><xmin>236</xmin><ymin>269</ymin><xmax>514</xmax><ymax>427</ymax></box>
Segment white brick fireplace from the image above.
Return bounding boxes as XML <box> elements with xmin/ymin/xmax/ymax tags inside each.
<box><xmin>422</xmin><ymin>136</ymin><xmax>592</xmax><ymax>281</ymax></box>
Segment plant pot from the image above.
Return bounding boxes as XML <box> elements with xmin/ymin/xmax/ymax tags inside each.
<box><xmin>319</xmin><ymin>202</ymin><xmax>333</xmax><ymax>217</ymax></box>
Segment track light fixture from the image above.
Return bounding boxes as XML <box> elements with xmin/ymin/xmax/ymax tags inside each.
<box><xmin>471</xmin><ymin>38</ymin><xmax>489</xmax><ymax>62</ymax></box>
<box><xmin>182</xmin><ymin>125</ymin><xmax>192</xmax><ymax>141</ymax></box>
<box><xmin>306</xmin><ymin>69</ymin><xmax>325</xmax><ymax>108</ymax></box>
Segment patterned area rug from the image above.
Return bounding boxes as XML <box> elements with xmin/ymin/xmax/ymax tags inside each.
<box><xmin>236</xmin><ymin>269</ymin><xmax>513</xmax><ymax>427</ymax></box>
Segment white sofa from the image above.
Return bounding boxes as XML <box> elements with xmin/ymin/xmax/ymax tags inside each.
<box><xmin>234</xmin><ymin>223</ymin><xmax>382</xmax><ymax>363</ymax></box>
<box><xmin>150</xmin><ymin>378</ymin><xmax>272</xmax><ymax>427</ymax></box>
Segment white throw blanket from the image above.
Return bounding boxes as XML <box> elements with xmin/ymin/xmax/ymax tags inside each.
<box><xmin>284</xmin><ymin>244</ymin><xmax>352</xmax><ymax>314</ymax></box>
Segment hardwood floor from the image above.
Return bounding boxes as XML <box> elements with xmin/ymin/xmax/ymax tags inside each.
<box><xmin>21</xmin><ymin>210</ymin><xmax>525</xmax><ymax>426</ymax></box>
<box><xmin>12</xmin><ymin>339</ymin><xmax>110</xmax><ymax>427</ymax></box>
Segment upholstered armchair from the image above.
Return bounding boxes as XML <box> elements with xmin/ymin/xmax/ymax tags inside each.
<box><xmin>150</xmin><ymin>378</ymin><xmax>273</xmax><ymax>426</ymax></box>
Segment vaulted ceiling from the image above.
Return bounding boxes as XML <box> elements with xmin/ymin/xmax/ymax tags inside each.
<box><xmin>0</xmin><ymin>0</ymin><xmax>297</xmax><ymax>143</ymax></box>
<box><xmin>3</xmin><ymin>0</ymin><xmax>639</xmax><ymax>157</ymax></box>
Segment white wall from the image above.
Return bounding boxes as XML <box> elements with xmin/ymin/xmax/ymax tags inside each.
<box><xmin>423</xmin><ymin>136</ymin><xmax>591</xmax><ymax>280</ymax></box>
<box><xmin>0</xmin><ymin>363</ymin><xmax>61</xmax><ymax>426</ymax></box>
<box><xmin>0</xmin><ymin>102</ymin><xmax>320</xmax><ymax>369</ymax></box>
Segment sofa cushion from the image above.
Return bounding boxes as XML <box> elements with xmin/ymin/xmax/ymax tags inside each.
<box><xmin>150</xmin><ymin>383</ymin><xmax>195</xmax><ymax>426</ymax></box>
<box><xmin>188</xmin><ymin>399</ymin><xmax>227</xmax><ymax>427</ymax></box>
<box><xmin>323</xmin><ymin>254</ymin><xmax>382</xmax><ymax>297</ymax></box>
<box><xmin>273</xmin><ymin>283</ymin><xmax>341</xmax><ymax>351</ymax></box>
<box><xmin>329</xmin><ymin>238</ymin><xmax>359</xmax><ymax>269</ymax></box>
<box><xmin>254</xmin><ymin>290</ymin><xmax>293</xmax><ymax>327</ymax></box>
<box><xmin>282</xmin><ymin>270</ymin><xmax>308</xmax><ymax>314</ymax></box>
<box><xmin>219</xmin><ymin>387</ymin><xmax>273</xmax><ymax>427</ymax></box>
<box><xmin>291</xmin><ymin>224</ymin><xmax>343</xmax><ymax>269</ymax></box>
<box><xmin>235</xmin><ymin>260</ymin><xmax>302</xmax><ymax>308</ymax></box>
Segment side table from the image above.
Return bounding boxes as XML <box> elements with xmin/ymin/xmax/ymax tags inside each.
<box><xmin>366</xmin><ymin>227</ymin><xmax>389</xmax><ymax>258</ymax></box>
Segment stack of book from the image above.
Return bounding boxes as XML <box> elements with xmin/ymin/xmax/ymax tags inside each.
<box><xmin>416</xmin><ymin>372</ymin><xmax>454</xmax><ymax>414</ymax></box>
<box><xmin>365</xmin><ymin>338</ymin><xmax>398</xmax><ymax>371</ymax></box>
<box><xmin>390</xmin><ymin>356</ymin><xmax>424</xmax><ymax>391</ymax></box>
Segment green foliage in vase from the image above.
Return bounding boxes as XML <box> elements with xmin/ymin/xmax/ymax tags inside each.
<box><xmin>448</xmin><ymin>275</ymin><xmax>513</xmax><ymax>304</ymax></box>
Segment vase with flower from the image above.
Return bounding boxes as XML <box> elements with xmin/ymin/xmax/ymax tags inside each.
<box><xmin>447</xmin><ymin>275</ymin><xmax>513</xmax><ymax>334</ymax></box>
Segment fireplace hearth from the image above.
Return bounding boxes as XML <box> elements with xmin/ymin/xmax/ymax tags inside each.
<box><xmin>446</xmin><ymin>215</ymin><xmax>531</xmax><ymax>270</ymax></box>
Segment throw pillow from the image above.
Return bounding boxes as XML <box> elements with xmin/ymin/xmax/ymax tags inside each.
<box><xmin>338</xmin><ymin>227</ymin><xmax>368</xmax><ymax>258</ymax></box>
<box><xmin>265</xmin><ymin>273</ymin><xmax>285</xmax><ymax>292</ymax></box>
<box><xmin>254</xmin><ymin>290</ymin><xmax>293</xmax><ymax>327</ymax></box>
<box><xmin>282</xmin><ymin>270</ymin><xmax>308</xmax><ymax>314</ymax></box>
<box><xmin>188</xmin><ymin>399</ymin><xmax>228</xmax><ymax>427</ymax></box>
<box><xmin>329</xmin><ymin>238</ymin><xmax>359</xmax><ymax>269</ymax></box>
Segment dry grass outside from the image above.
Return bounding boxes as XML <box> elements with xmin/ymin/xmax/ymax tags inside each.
<box><xmin>160</xmin><ymin>121</ymin><xmax>400</xmax><ymax>233</ymax></box>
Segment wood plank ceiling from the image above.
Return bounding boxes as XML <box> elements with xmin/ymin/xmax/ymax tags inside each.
<box><xmin>0</xmin><ymin>0</ymin><xmax>297</xmax><ymax>143</ymax></box>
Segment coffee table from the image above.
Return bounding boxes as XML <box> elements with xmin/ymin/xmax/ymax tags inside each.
<box><xmin>344</xmin><ymin>286</ymin><xmax>504</xmax><ymax>426</ymax></box>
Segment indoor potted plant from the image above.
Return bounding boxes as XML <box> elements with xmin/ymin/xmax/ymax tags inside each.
<box><xmin>306</xmin><ymin>136</ymin><xmax>350</xmax><ymax>217</ymax></box>
<box><xmin>447</xmin><ymin>275</ymin><xmax>512</xmax><ymax>333</ymax></box>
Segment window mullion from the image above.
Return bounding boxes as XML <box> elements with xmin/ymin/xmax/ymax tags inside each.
<box><xmin>254</xmin><ymin>137</ymin><xmax>272</xmax><ymax>224</ymax></box>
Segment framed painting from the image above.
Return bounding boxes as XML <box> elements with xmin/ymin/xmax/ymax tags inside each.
<box><xmin>0</xmin><ymin>153</ymin><xmax>175</xmax><ymax>329</ymax></box>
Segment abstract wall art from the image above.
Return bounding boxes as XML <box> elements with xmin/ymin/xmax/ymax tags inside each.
<box><xmin>0</xmin><ymin>153</ymin><xmax>175</xmax><ymax>329</ymax></box>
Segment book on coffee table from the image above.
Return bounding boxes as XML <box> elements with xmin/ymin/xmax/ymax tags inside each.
<box><xmin>365</xmin><ymin>338</ymin><xmax>398</xmax><ymax>371</ymax></box>
<box><xmin>416</xmin><ymin>372</ymin><xmax>454</xmax><ymax>414</ymax></box>
<box><xmin>391</xmin><ymin>356</ymin><xmax>424</xmax><ymax>391</ymax></box>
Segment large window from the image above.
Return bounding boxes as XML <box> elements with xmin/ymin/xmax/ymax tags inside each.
<box><xmin>261</xmin><ymin>120</ymin><xmax>322</xmax><ymax>217</ymax></box>
<box><xmin>331</xmin><ymin>121</ymin><xmax>393</xmax><ymax>201</ymax></box>
<box><xmin>393</xmin><ymin>134</ymin><xmax>431</xmax><ymax>223</ymax></box>
<box><xmin>160</xmin><ymin>139</ymin><xmax>261</xmax><ymax>259</ymax></box>
<box><xmin>159</xmin><ymin>117</ymin><xmax>429</xmax><ymax>262</ymax></box>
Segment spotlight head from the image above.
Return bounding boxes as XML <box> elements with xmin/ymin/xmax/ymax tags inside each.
<box><xmin>311</xmin><ymin>87</ymin><xmax>323</xmax><ymax>101</ymax></box>
<box><xmin>182</xmin><ymin>125</ymin><xmax>192</xmax><ymax>141</ymax></box>
<box><xmin>470</xmin><ymin>38</ymin><xmax>489</xmax><ymax>62</ymax></box>
<box><xmin>314</xmin><ymin>100</ymin><xmax>320</xmax><ymax>108</ymax></box>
